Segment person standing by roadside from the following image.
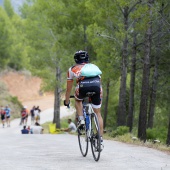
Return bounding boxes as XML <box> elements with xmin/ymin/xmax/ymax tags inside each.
<box><xmin>36</xmin><ymin>106</ymin><xmax>41</xmax><ymax>113</ymax></box>
<box><xmin>30</xmin><ymin>106</ymin><xmax>35</xmax><ymax>125</ymax></box>
<box><xmin>4</xmin><ymin>105</ymin><xmax>11</xmax><ymax>127</ymax></box>
<box><xmin>21</xmin><ymin>106</ymin><xmax>29</xmax><ymax>126</ymax></box>
<box><xmin>34</xmin><ymin>106</ymin><xmax>41</xmax><ymax>123</ymax></box>
<box><xmin>0</xmin><ymin>106</ymin><xmax>6</xmax><ymax>128</ymax></box>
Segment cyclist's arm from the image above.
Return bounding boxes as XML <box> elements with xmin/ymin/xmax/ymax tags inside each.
<box><xmin>65</xmin><ymin>80</ymin><xmax>73</xmax><ymax>104</ymax></box>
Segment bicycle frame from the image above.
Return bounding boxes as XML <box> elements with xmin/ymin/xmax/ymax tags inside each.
<box><xmin>83</xmin><ymin>103</ymin><xmax>92</xmax><ymax>139</ymax></box>
<box><xmin>83</xmin><ymin>103</ymin><xmax>98</xmax><ymax>139</ymax></box>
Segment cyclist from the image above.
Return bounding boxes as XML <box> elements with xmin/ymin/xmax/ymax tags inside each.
<box><xmin>64</xmin><ymin>50</ymin><xmax>104</xmax><ymax>148</ymax></box>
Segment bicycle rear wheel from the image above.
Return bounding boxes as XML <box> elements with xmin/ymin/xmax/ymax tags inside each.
<box><xmin>90</xmin><ymin>112</ymin><xmax>101</xmax><ymax>161</ymax></box>
<box><xmin>78</xmin><ymin>125</ymin><xmax>88</xmax><ymax>157</ymax></box>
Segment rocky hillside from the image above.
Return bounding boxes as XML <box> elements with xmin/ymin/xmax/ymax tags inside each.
<box><xmin>0</xmin><ymin>70</ymin><xmax>42</xmax><ymax>102</ymax></box>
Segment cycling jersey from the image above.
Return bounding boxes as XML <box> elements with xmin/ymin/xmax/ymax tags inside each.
<box><xmin>67</xmin><ymin>63</ymin><xmax>101</xmax><ymax>80</ymax></box>
<box><xmin>67</xmin><ymin>63</ymin><xmax>102</xmax><ymax>108</ymax></box>
<box><xmin>67</xmin><ymin>63</ymin><xmax>85</xmax><ymax>81</ymax></box>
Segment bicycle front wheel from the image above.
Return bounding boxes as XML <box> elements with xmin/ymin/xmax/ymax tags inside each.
<box><xmin>90</xmin><ymin>112</ymin><xmax>101</xmax><ymax>161</ymax></box>
<box><xmin>78</xmin><ymin>125</ymin><xmax>88</xmax><ymax>157</ymax></box>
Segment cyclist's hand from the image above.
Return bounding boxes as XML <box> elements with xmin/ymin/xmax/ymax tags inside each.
<box><xmin>64</xmin><ymin>100</ymin><xmax>70</xmax><ymax>108</ymax></box>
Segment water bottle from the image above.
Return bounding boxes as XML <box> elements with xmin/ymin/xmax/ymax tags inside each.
<box><xmin>85</xmin><ymin>114</ymin><xmax>90</xmax><ymax>130</ymax></box>
<box><xmin>83</xmin><ymin>106</ymin><xmax>89</xmax><ymax>130</ymax></box>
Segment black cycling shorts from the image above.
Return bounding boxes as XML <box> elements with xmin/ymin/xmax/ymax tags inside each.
<box><xmin>75</xmin><ymin>76</ymin><xmax>102</xmax><ymax>106</ymax></box>
<box><xmin>1</xmin><ymin>115</ymin><xmax>5</xmax><ymax>120</ymax></box>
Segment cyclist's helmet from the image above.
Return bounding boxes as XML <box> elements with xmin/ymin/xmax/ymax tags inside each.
<box><xmin>74</xmin><ymin>50</ymin><xmax>89</xmax><ymax>64</ymax></box>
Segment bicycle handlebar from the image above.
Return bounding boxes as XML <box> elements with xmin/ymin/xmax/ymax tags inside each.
<box><xmin>70</xmin><ymin>95</ymin><xmax>75</xmax><ymax>98</ymax></box>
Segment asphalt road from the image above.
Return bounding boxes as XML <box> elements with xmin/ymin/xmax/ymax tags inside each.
<box><xmin>0</xmin><ymin>107</ymin><xmax>170</xmax><ymax>170</ymax></box>
<box><xmin>0</xmin><ymin>134</ymin><xmax>170</xmax><ymax>170</ymax></box>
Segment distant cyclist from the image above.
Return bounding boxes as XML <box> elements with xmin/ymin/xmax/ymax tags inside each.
<box><xmin>64</xmin><ymin>50</ymin><xmax>104</xmax><ymax>148</ymax></box>
<box><xmin>4</xmin><ymin>105</ymin><xmax>11</xmax><ymax>127</ymax></box>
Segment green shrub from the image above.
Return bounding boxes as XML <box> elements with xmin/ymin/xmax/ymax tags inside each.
<box><xmin>146</xmin><ymin>128</ymin><xmax>157</xmax><ymax>140</ymax></box>
<box><xmin>8</xmin><ymin>96</ymin><xmax>23</xmax><ymax>108</ymax></box>
<box><xmin>146</xmin><ymin>128</ymin><xmax>167</xmax><ymax>143</ymax></box>
<box><xmin>110</xmin><ymin>126</ymin><xmax>129</xmax><ymax>137</ymax></box>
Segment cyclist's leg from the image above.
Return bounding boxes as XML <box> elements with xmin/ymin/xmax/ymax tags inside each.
<box><xmin>75</xmin><ymin>85</ymin><xmax>84</xmax><ymax>121</ymax></box>
<box><xmin>7</xmin><ymin>116</ymin><xmax>10</xmax><ymax>126</ymax></box>
<box><xmin>33</xmin><ymin>116</ymin><xmax>35</xmax><ymax>125</ymax></box>
<box><xmin>23</xmin><ymin>117</ymin><xmax>25</xmax><ymax>125</ymax></box>
<box><xmin>6</xmin><ymin>117</ymin><xmax>8</xmax><ymax>125</ymax></box>
<box><xmin>25</xmin><ymin>116</ymin><xmax>28</xmax><ymax>125</ymax></box>
<box><xmin>7</xmin><ymin>117</ymin><xmax>9</xmax><ymax>126</ymax></box>
<box><xmin>3</xmin><ymin>119</ymin><xmax>5</xmax><ymax>127</ymax></box>
<box><xmin>75</xmin><ymin>100</ymin><xmax>83</xmax><ymax>117</ymax></box>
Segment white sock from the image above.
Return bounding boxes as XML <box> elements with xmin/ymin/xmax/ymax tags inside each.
<box><xmin>78</xmin><ymin>116</ymin><xmax>84</xmax><ymax>121</ymax></box>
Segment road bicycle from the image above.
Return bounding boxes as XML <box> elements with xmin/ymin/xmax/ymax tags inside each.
<box><xmin>69</xmin><ymin>93</ymin><xmax>101</xmax><ymax>161</ymax></box>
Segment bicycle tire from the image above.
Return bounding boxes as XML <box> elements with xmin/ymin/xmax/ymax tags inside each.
<box><xmin>78</xmin><ymin>125</ymin><xmax>88</xmax><ymax>157</ymax></box>
<box><xmin>90</xmin><ymin>112</ymin><xmax>101</xmax><ymax>161</ymax></box>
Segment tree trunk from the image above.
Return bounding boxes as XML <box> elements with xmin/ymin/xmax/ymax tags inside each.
<box><xmin>167</xmin><ymin>113</ymin><xmax>170</xmax><ymax>146</ymax></box>
<box><xmin>147</xmin><ymin>44</ymin><xmax>160</xmax><ymax>129</ymax></box>
<box><xmin>103</xmin><ymin>79</ymin><xmax>110</xmax><ymax>129</ymax></box>
<box><xmin>53</xmin><ymin>66</ymin><xmax>61</xmax><ymax>128</ymax></box>
<box><xmin>138</xmin><ymin>0</ymin><xmax>154</xmax><ymax>141</ymax></box>
<box><xmin>147</xmin><ymin>4</ymin><xmax>163</xmax><ymax>129</ymax></box>
<box><xmin>127</xmin><ymin>32</ymin><xmax>137</xmax><ymax>132</ymax></box>
<box><xmin>117</xmin><ymin>7</ymin><xmax>128</xmax><ymax>126</ymax></box>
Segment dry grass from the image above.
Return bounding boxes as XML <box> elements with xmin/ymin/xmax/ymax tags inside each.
<box><xmin>103</xmin><ymin>133</ymin><xmax>170</xmax><ymax>154</ymax></box>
